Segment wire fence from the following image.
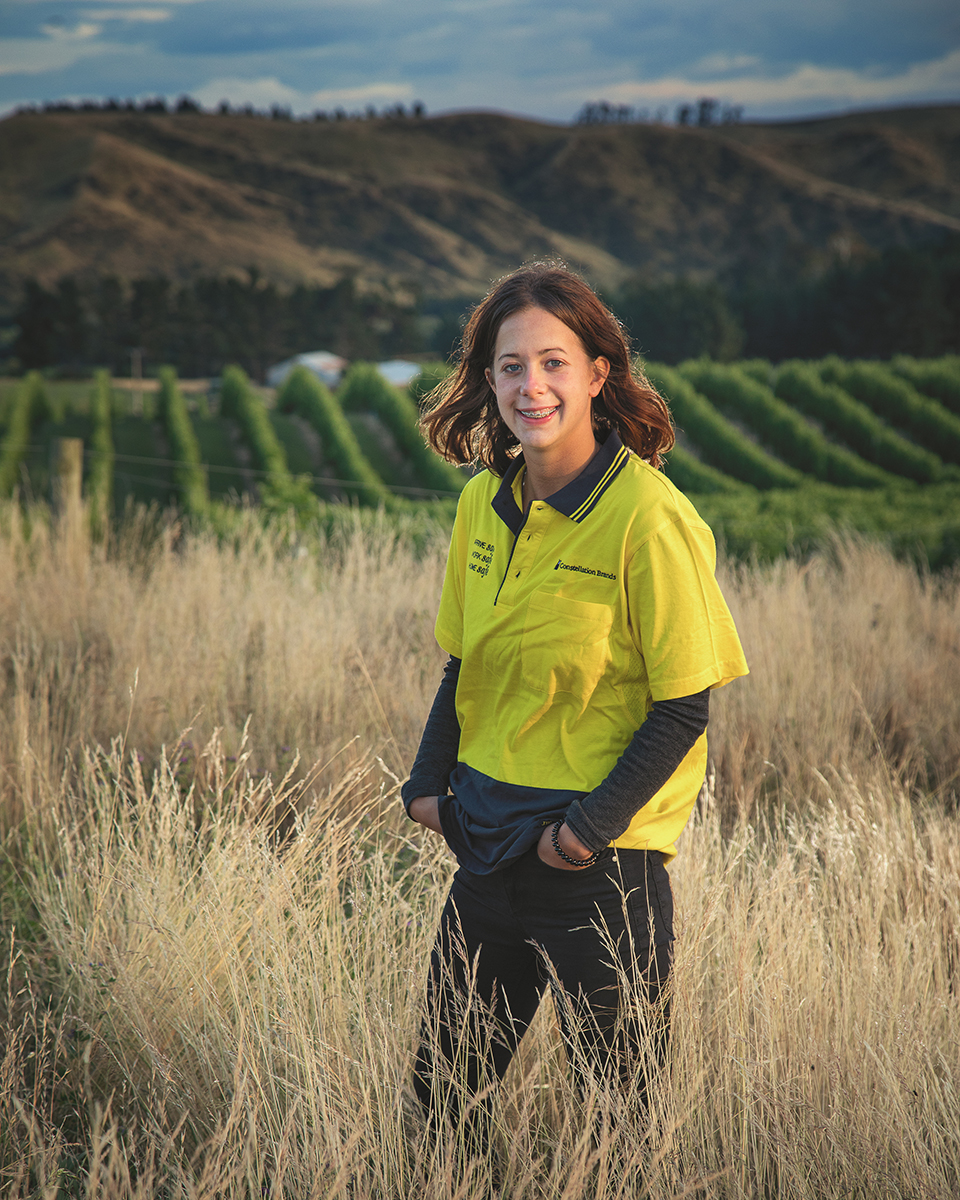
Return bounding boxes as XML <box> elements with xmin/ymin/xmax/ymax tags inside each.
<box><xmin>19</xmin><ymin>444</ymin><xmax>464</xmax><ymax>501</ymax></box>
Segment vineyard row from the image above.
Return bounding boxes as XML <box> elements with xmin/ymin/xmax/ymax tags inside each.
<box><xmin>1</xmin><ymin>354</ymin><xmax>959</xmax><ymax>564</ymax></box>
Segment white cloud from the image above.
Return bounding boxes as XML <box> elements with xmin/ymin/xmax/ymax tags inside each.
<box><xmin>593</xmin><ymin>48</ymin><xmax>960</xmax><ymax>111</ymax></box>
<box><xmin>690</xmin><ymin>53</ymin><xmax>763</xmax><ymax>76</ymax></box>
<box><xmin>0</xmin><ymin>36</ymin><xmax>113</xmax><ymax>76</ymax></box>
<box><xmin>40</xmin><ymin>22</ymin><xmax>102</xmax><ymax>41</ymax></box>
<box><xmin>68</xmin><ymin>0</ymin><xmax>198</xmax><ymax>4</ymax></box>
<box><xmin>83</xmin><ymin>9</ymin><xmax>172</xmax><ymax>21</ymax></box>
<box><xmin>193</xmin><ymin>75</ymin><xmax>414</xmax><ymax>113</ymax></box>
<box><xmin>307</xmin><ymin>82</ymin><xmax>415</xmax><ymax>106</ymax></box>
<box><xmin>192</xmin><ymin>76</ymin><xmax>303</xmax><ymax>109</ymax></box>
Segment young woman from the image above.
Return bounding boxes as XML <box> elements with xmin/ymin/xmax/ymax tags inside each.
<box><xmin>402</xmin><ymin>262</ymin><xmax>748</xmax><ymax>1144</ymax></box>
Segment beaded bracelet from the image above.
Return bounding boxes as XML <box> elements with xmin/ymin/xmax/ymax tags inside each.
<box><xmin>551</xmin><ymin>820</ymin><xmax>600</xmax><ymax>867</ymax></box>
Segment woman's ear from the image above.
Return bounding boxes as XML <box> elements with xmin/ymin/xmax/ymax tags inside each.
<box><xmin>590</xmin><ymin>356</ymin><xmax>611</xmax><ymax>397</ymax></box>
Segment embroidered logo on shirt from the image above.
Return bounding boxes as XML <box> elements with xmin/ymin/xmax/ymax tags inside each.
<box><xmin>469</xmin><ymin>539</ymin><xmax>495</xmax><ymax>577</ymax></box>
<box><xmin>554</xmin><ymin>559</ymin><xmax>617</xmax><ymax>580</ymax></box>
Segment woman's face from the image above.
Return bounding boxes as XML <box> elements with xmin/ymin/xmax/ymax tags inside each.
<box><xmin>484</xmin><ymin>306</ymin><xmax>609</xmax><ymax>470</ymax></box>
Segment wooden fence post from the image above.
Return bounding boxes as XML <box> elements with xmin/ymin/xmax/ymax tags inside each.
<box><xmin>52</xmin><ymin>437</ymin><xmax>83</xmax><ymax>530</ymax></box>
<box><xmin>131</xmin><ymin>347</ymin><xmax>143</xmax><ymax>416</ymax></box>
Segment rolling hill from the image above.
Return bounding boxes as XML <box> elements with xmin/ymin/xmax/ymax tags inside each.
<box><xmin>2</xmin><ymin>104</ymin><xmax>959</xmax><ymax>304</ymax></box>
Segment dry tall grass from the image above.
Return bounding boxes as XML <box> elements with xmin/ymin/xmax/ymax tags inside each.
<box><xmin>1</xmin><ymin>504</ymin><xmax>959</xmax><ymax>1197</ymax></box>
<box><xmin>2</xmin><ymin>506</ymin><xmax>958</xmax><ymax>825</ymax></box>
<box><xmin>4</xmin><ymin>745</ymin><xmax>958</xmax><ymax>1198</ymax></box>
<box><xmin>0</xmin><ymin>504</ymin><xmax>448</xmax><ymax>831</ymax></box>
<box><xmin>713</xmin><ymin>540</ymin><xmax>960</xmax><ymax>809</ymax></box>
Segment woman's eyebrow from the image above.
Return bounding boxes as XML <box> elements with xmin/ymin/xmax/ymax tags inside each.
<box><xmin>497</xmin><ymin>345</ymin><xmax>567</xmax><ymax>361</ymax></box>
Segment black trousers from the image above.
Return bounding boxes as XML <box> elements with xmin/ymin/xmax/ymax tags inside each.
<box><xmin>413</xmin><ymin>844</ymin><xmax>674</xmax><ymax>1140</ymax></box>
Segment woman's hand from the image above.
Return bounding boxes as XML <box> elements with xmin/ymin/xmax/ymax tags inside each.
<box><xmin>537</xmin><ymin>821</ymin><xmax>597</xmax><ymax>871</ymax></box>
<box><xmin>408</xmin><ymin>795</ymin><xmax>443</xmax><ymax>835</ymax></box>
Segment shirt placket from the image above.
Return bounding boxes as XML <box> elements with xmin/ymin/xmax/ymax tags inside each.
<box><xmin>495</xmin><ymin>502</ymin><xmax>552</xmax><ymax>607</ymax></box>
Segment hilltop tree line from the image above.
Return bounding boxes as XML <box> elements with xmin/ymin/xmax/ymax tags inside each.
<box><xmin>23</xmin><ymin>93</ymin><xmax>740</xmax><ymax>128</ymax></box>
<box><xmin>6</xmin><ymin>273</ymin><xmax>423</xmax><ymax>379</ymax></box>
<box><xmin>23</xmin><ymin>93</ymin><xmax>741</xmax><ymax>128</ymax></box>
<box><xmin>17</xmin><ymin>95</ymin><xmax>428</xmax><ymax>124</ymax></box>
<box><xmin>576</xmin><ymin>97</ymin><xmax>743</xmax><ymax>126</ymax></box>
<box><xmin>3</xmin><ymin>237</ymin><xmax>958</xmax><ymax>379</ymax></box>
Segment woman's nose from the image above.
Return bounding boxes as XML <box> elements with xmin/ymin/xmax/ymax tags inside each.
<box><xmin>520</xmin><ymin>366</ymin><xmax>545</xmax><ymax>396</ymax></box>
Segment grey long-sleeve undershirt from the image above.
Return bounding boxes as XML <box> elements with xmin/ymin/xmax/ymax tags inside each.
<box><xmin>401</xmin><ymin>657</ymin><xmax>710</xmax><ymax>854</ymax></box>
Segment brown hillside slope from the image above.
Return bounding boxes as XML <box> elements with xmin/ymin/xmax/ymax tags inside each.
<box><xmin>1</xmin><ymin>105</ymin><xmax>958</xmax><ymax>302</ymax></box>
<box><xmin>710</xmin><ymin>105</ymin><xmax>960</xmax><ymax>220</ymax></box>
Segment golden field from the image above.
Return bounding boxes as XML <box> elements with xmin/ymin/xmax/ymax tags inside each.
<box><xmin>1</xmin><ymin>504</ymin><xmax>958</xmax><ymax>1198</ymax></box>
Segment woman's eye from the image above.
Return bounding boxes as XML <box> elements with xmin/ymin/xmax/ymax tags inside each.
<box><xmin>546</xmin><ymin>358</ymin><xmax>563</xmax><ymax>368</ymax></box>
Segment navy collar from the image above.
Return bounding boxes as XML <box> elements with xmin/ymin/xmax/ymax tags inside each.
<box><xmin>491</xmin><ymin>429</ymin><xmax>632</xmax><ymax>535</ymax></box>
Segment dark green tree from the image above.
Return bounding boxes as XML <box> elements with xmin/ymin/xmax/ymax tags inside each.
<box><xmin>613</xmin><ymin>277</ymin><xmax>743</xmax><ymax>364</ymax></box>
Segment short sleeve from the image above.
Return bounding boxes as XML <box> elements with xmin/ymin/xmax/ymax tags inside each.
<box><xmin>628</xmin><ymin>515</ymin><xmax>748</xmax><ymax>701</ymax></box>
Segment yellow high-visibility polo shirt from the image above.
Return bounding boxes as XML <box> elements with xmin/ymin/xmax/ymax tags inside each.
<box><xmin>435</xmin><ymin>430</ymin><xmax>749</xmax><ymax>862</ymax></box>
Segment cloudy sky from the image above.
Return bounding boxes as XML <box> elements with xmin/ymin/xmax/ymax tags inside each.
<box><xmin>1</xmin><ymin>0</ymin><xmax>957</xmax><ymax>123</ymax></box>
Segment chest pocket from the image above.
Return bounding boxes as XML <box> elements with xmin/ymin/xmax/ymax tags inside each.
<box><xmin>521</xmin><ymin>591</ymin><xmax>614</xmax><ymax>698</ymax></box>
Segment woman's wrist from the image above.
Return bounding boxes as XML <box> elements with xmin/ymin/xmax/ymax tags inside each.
<box><xmin>555</xmin><ymin>821</ymin><xmax>594</xmax><ymax>861</ymax></box>
<box><xmin>551</xmin><ymin>821</ymin><xmax>600</xmax><ymax>867</ymax></box>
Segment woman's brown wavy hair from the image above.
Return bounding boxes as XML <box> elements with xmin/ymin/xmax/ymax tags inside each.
<box><xmin>420</xmin><ymin>261</ymin><xmax>675</xmax><ymax>476</ymax></box>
